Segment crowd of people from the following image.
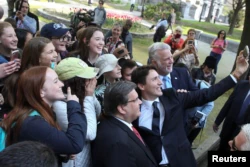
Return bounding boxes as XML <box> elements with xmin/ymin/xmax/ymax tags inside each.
<box><xmin>0</xmin><ymin>0</ymin><xmax>250</xmax><ymax>167</ymax></box>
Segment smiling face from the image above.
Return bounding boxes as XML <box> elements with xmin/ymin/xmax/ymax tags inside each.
<box><xmin>152</xmin><ymin>49</ymin><xmax>174</xmax><ymax>76</ymax></box>
<box><xmin>88</xmin><ymin>30</ymin><xmax>105</xmax><ymax>56</ymax></box>
<box><xmin>51</xmin><ymin>31</ymin><xmax>71</xmax><ymax>52</ymax></box>
<box><xmin>139</xmin><ymin>69</ymin><xmax>163</xmax><ymax>101</ymax></box>
<box><xmin>106</xmin><ymin>64</ymin><xmax>122</xmax><ymax>80</ymax></box>
<box><xmin>0</xmin><ymin>26</ymin><xmax>18</xmax><ymax>51</ymax></box>
<box><xmin>41</xmin><ymin>68</ymin><xmax>65</xmax><ymax>106</ymax></box>
<box><xmin>112</xmin><ymin>25</ymin><xmax>122</xmax><ymax>39</ymax></box>
<box><xmin>39</xmin><ymin>42</ymin><xmax>58</xmax><ymax>67</ymax></box>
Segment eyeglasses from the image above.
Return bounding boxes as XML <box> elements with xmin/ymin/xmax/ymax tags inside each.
<box><xmin>231</xmin><ymin>138</ymin><xmax>239</xmax><ymax>151</ymax></box>
<box><xmin>127</xmin><ymin>97</ymin><xmax>139</xmax><ymax>103</ymax></box>
<box><xmin>52</xmin><ymin>35</ymin><xmax>71</xmax><ymax>42</ymax></box>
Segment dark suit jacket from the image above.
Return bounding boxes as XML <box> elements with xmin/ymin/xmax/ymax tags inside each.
<box><xmin>215</xmin><ymin>80</ymin><xmax>250</xmax><ymax>142</ymax></box>
<box><xmin>171</xmin><ymin>67</ymin><xmax>198</xmax><ymax>91</ymax></box>
<box><xmin>92</xmin><ymin>116</ymin><xmax>157</xmax><ymax>167</ymax></box>
<box><xmin>134</xmin><ymin>75</ymin><xmax>235</xmax><ymax>167</ymax></box>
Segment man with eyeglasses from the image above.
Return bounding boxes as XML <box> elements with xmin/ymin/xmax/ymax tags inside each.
<box><xmin>14</xmin><ymin>0</ymin><xmax>36</xmax><ymax>34</ymax></box>
<box><xmin>93</xmin><ymin>0</ymin><xmax>106</xmax><ymax>28</ymax></box>
<box><xmin>91</xmin><ymin>81</ymin><xmax>158</xmax><ymax>167</ymax></box>
<box><xmin>228</xmin><ymin>123</ymin><xmax>250</xmax><ymax>151</ymax></box>
<box><xmin>40</xmin><ymin>23</ymin><xmax>72</xmax><ymax>62</ymax></box>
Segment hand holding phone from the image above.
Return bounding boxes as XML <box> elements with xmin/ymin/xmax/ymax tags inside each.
<box><xmin>243</xmin><ymin>45</ymin><xmax>249</xmax><ymax>58</ymax></box>
<box><xmin>187</xmin><ymin>40</ymin><xmax>193</xmax><ymax>45</ymax></box>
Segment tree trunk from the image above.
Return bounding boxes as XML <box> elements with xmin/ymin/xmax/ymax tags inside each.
<box><xmin>227</xmin><ymin>10</ymin><xmax>239</xmax><ymax>35</ymax></box>
<box><xmin>231</xmin><ymin>1</ymin><xmax>250</xmax><ymax>80</ymax></box>
<box><xmin>205</xmin><ymin>0</ymin><xmax>215</xmax><ymax>22</ymax></box>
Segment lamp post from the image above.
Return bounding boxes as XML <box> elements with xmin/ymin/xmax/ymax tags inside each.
<box><xmin>141</xmin><ymin>0</ymin><xmax>145</xmax><ymax>18</ymax></box>
<box><xmin>199</xmin><ymin>3</ymin><xmax>205</xmax><ymax>22</ymax></box>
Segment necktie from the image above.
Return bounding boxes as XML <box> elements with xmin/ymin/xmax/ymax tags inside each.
<box><xmin>163</xmin><ymin>76</ymin><xmax>172</xmax><ymax>88</ymax></box>
<box><xmin>132</xmin><ymin>126</ymin><xmax>145</xmax><ymax>145</ymax></box>
<box><xmin>152</xmin><ymin>101</ymin><xmax>160</xmax><ymax>135</ymax></box>
<box><xmin>237</xmin><ymin>94</ymin><xmax>250</xmax><ymax>124</ymax></box>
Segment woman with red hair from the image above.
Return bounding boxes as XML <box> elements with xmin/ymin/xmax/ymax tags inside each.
<box><xmin>1</xmin><ymin>66</ymin><xmax>87</xmax><ymax>166</ymax></box>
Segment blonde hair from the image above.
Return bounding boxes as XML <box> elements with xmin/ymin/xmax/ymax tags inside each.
<box><xmin>0</xmin><ymin>22</ymin><xmax>12</xmax><ymax>37</ymax></box>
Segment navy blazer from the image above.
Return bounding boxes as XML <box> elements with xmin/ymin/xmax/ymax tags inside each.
<box><xmin>92</xmin><ymin>116</ymin><xmax>157</xmax><ymax>167</ymax></box>
<box><xmin>134</xmin><ymin>75</ymin><xmax>236</xmax><ymax>167</ymax></box>
<box><xmin>170</xmin><ymin>67</ymin><xmax>198</xmax><ymax>91</ymax></box>
<box><xmin>215</xmin><ymin>80</ymin><xmax>250</xmax><ymax>142</ymax></box>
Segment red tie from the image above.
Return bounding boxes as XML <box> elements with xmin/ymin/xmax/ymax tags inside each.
<box><xmin>132</xmin><ymin>126</ymin><xmax>145</xmax><ymax>145</ymax></box>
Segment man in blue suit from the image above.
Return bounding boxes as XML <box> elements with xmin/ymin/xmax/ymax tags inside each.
<box><xmin>147</xmin><ymin>42</ymin><xmax>198</xmax><ymax>91</ymax></box>
<box><xmin>131</xmin><ymin>53</ymin><xmax>248</xmax><ymax>167</ymax></box>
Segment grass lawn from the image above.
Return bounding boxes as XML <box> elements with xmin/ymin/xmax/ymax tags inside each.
<box><xmin>179</xmin><ymin>20</ymin><xmax>242</xmax><ymax>42</ymax></box>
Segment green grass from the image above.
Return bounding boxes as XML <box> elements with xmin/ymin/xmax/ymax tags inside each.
<box><xmin>179</xmin><ymin>20</ymin><xmax>242</xmax><ymax>42</ymax></box>
<box><xmin>30</xmin><ymin>5</ymin><xmax>51</xmax><ymax>24</ymax></box>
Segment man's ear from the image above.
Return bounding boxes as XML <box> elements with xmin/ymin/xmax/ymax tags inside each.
<box><xmin>151</xmin><ymin>59</ymin><xmax>157</xmax><ymax>67</ymax></box>
<box><xmin>137</xmin><ymin>83</ymin><xmax>145</xmax><ymax>91</ymax></box>
<box><xmin>117</xmin><ymin>105</ymin><xmax>126</xmax><ymax>115</ymax></box>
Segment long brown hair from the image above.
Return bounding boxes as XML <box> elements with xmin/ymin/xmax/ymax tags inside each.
<box><xmin>20</xmin><ymin>37</ymin><xmax>51</xmax><ymax>73</ymax></box>
<box><xmin>2</xmin><ymin>66</ymin><xmax>59</xmax><ymax>146</ymax></box>
<box><xmin>69</xmin><ymin>26</ymin><xmax>102</xmax><ymax>62</ymax></box>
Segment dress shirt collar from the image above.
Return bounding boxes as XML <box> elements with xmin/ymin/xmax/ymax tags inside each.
<box><xmin>114</xmin><ymin>116</ymin><xmax>133</xmax><ymax>130</ymax></box>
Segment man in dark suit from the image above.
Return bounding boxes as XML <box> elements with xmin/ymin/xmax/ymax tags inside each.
<box><xmin>148</xmin><ymin>42</ymin><xmax>198</xmax><ymax>91</ymax></box>
<box><xmin>131</xmin><ymin>54</ymin><xmax>248</xmax><ymax>167</ymax></box>
<box><xmin>213</xmin><ymin>78</ymin><xmax>250</xmax><ymax>151</ymax></box>
<box><xmin>91</xmin><ymin>81</ymin><xmax>158</xmax><ymax>167</ymax></box>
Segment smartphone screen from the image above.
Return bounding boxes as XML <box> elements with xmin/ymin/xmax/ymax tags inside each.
<box><xmin>188</xmin><ymin>40</ymin><xmax>193</xmax><ymax>45</ymax></box>
<box><xmin>11</xmin><ymin>50</ymin><xmax>20</xmax><ymax>61</ymax></box>
<box><xmin>243</xmin><ymin>45</ymin><xmax>249</xmax><ymax>58</ymax></box>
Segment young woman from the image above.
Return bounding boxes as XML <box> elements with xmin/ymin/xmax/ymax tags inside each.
<box><xmin>0</xmin><ymin>22</ymin><xmax>20</xmax><ymax>73</ymax></box>
<box><xmin>209</xmin><ymin>30</ymin><xmax>228</xmax><ymax>74</ymax></box>
<box><xmin>1</xmin><ymin>66</ymin><xmax>87</xmax><ymax>166</ymax></box>
<box><xmin>69</xmin><ymin>26</ymin><xmax>105</xmax><ymax>67</ymax></box>
<box><xmin>53</xmin><ymin>57</ymin><xmax>101</xmax><ymax>167</ymax></box>
<box><xmin>1</xmin><ymin>37</ymin><xmax>58</xmax><ymax>117</ymax></box>
<box><xmin>104</xmin><ymin>22</ymin><xmax>125</xmax><ymax>54</ymax></box>
<box><xmin>95</xmin><ymin>54</ymin><xmax>122</xmax><ymax>110</ymax></box>
<box><xmin>173</xmin><ymin>38</ymin><xmax>200</xmax><ymax>71</ymax></box>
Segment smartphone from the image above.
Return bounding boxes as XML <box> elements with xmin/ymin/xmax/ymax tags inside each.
<box><xmin>11</xmin><ymin>50</ymin><xmax>21</xmax><ymax>61</ymax></box>
<box><xmin>188</xmin><ymin>40</ymin><xmax>193</xmax><ymax>45</ymax></box>
<box><xmin>243</xmin><ymin>45</ymin><xmax>249</xmax><ymax>58</ymax></box>
<box><xmin>175</xmin><ymin>34</ymin><xmax>181</xmax><ymax>39</ymax></box>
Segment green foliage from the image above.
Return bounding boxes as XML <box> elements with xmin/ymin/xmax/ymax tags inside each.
<box><xmin>144</xmin><ymin>2</ymin><xmax>181</xmax><ymax>21</ymax></box>
<box><xmin>228</xmin><ymin>10</ymin><xmax>245</xmax><ymax>28</ymax></box>
<box><xmin>110</xmin><ymin>0</ymin><xmax>121</xmax><ymax>4</ymax></box>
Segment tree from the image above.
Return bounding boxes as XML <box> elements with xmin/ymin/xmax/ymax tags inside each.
<box><xmin>205</xmin><ymin>0</ymin><xmax>215</xmax><ymax>22</ymax></box>
<box><xmin>227</xmin><ymin>0</ymin><xmax>245</xmax><ymax>35</ymax></box>
<box><xmin>231</xmin><ymin>0</ymin><xmax>250</xmax><ymax>80</ymax></box>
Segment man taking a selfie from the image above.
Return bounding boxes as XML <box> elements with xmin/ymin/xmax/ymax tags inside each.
<box><xmin>14</xmin><ymin>0</ymin><xmax>36</xmax><ymax>34</ymax></box>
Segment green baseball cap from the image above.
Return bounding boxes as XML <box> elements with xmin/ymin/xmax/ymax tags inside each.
<box><xmin>55</xmin><ymin>57</ymin><xmax>99</xmax><ymax>80</ymax></box>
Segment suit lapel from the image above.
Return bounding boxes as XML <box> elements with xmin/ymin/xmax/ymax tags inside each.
<box><xmin>109</xmin><ymin>117</ymin><xmax>157</xmax><ymax>165</ymax></box>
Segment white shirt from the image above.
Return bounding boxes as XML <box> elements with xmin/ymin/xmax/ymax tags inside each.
<box><xmin>114</xmin><ymin>116</ymin><xmax>133</xmax><ymax>130</ymax></box>
<box><xmin>139</xmin><ymin>98</ymin><xmax>169</xmax><ymax>165</ymax></box>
